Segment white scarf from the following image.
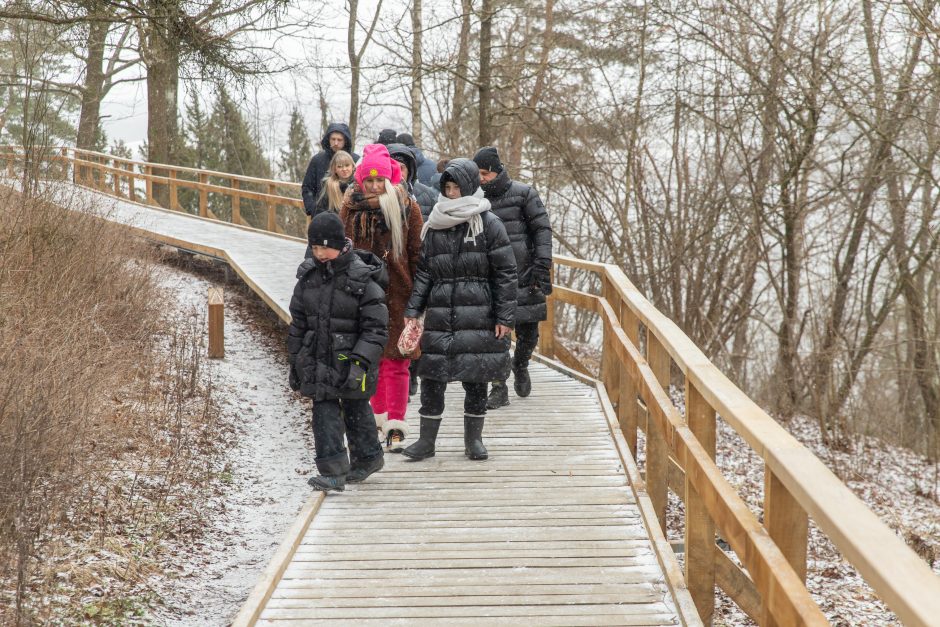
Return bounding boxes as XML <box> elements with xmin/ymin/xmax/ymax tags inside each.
<box><xmin>421</xmin><ymin>188</ymin><xmax>491</xmax><ymax>242</ymax></box>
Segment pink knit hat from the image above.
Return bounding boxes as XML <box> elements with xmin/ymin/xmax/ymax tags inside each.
<box><xmin>355</xmin><ymin>143</ymin><xmax>402</xmax><ymax>187</ymax></box>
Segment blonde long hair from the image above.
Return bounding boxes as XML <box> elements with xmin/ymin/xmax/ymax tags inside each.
<box><xmin>378</xmin><ymin>179</ymin><xmax>406</xmax><ymax>259</ymax></box>
<box><xmin>320</xmin><ymin>150</ymin><xmax>355</xmax><ymax>212</ymax></box>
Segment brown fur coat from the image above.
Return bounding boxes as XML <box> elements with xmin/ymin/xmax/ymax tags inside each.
<box><xmin>340</xmin><ymin>183</ymin><xmax>423</xmax><ymax>360</ymax></box>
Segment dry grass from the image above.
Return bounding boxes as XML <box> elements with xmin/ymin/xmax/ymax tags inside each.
<box><xmin>0</xmin><ymin>186</ymin><xmax>222</xmax><ymax>624</ymax></box>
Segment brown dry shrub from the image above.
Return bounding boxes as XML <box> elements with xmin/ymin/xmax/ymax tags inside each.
<box><xmin>0</xmin><ymin>186</ymin><xmax>165</xmax><ymax>623</ymax></box>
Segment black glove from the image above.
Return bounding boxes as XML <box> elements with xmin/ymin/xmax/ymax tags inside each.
<box><xmin>533</xmin><ymin>266</ymin><xmax>552</xmax><ymax>295</ymax></box>
<box><xmin>344</xmin><ymin>359</ymin><xmax>368</xmax><ymax>391</ymax></box>
<box><xmin>289</xmin><ymin>365</ymin><xmax>300</xmax><ymax>391</ymax></box>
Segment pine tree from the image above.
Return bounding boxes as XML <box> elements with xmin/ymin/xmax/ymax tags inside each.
<box><xmin>208</xmin><ymin>88</ymin><xmax>270</xmax><ymax>178</ymax></box>
<box><xmin>278</xmin><ymin>107</ymin><xmax>312</xmax><ymax>182</ymax></box>
<box><xmin>181</xmin><ymin>92</ymin><xmax>210</xmax><ymax>169</ymax></box>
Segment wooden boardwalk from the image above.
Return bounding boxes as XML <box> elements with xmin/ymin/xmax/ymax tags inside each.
<box><xmin>56</xmin><ymin>184</ymin><xmax>694</xmax><ymax>626</ymax></box>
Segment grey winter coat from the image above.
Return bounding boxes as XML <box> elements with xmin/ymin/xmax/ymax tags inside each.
<box><xmin>287</xmin><ymin>249</ymin><xmax>388</xmax><ymax>401</ymax></box>
<box><xmin>301</xmin><ymin>123</ymin><xmax>360</xmax><ymax>215</ymax></box>
<box><xmin>406</xmin><ymin>159</ymin><xmax>517</xmax><ymax>383</ymax></box>
<box><xmin>411</xmin><ymin>146</ymin><xmax>437</xmax><ymax>186</ymax></box>
<box><xmin>481</xmin><ymin>169</ymin><xmax>553</xmax><ymax>323</ymax></box>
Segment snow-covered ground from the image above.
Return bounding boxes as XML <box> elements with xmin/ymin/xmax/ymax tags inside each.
<box><xmin>146</xmin><ymin>258</ymin><xmax>315</xmax><ymax>625</ymax></box>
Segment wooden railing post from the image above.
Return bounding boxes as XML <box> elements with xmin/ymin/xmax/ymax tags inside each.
<box><xmin>126</xmin><ymin>162</ymin><xmax>136</xmax><ymax>202</ymax></box>
<box><xmin>619</xmin><ymin>301</ymin><xmax>640</xmax><ymax>457</ymax></box>
<box><xmin>231</xmin><ymin>178</ymin><xmax>241</xmax><ymax>225</ymax></box>
<box><xmin>537</xmin><ymin>266</ymin><xmax>556</xmax><ymax>358</ymax></box>
<box><xmin>646</xmin><ymin>330</ymin><xmax>671</xmax><ymax>533</ymax></box>
<box><xmin>146</xmin><ymin>165</ymin><xmax>154</xmax><ymax>205</ymax></box>
<box><xmin>267</xmin><ymin>183</ymin><xmax>277</xmax><ymax>231</ymax></box>
<box><xmin>208</xmin><ymin>288</ymin><xmax>225</xmax><ymax>359</ymax></box>
<box><xmin>169</xmin><ymin>169</ymin><xmax>179</xmax><ymax>210</ymax></box>
<box><xmin>685</xmin><ymin>380</ymin><xmax>717</xmax><ymax>623</ymax></box>
<box><xmin>199</xmin><ymin>172</ymin><xmax>209</xmax><ymax>217</ymax></box>
<box><xmin>113</xmin><ymin>158</ymin><xmax>121</xmax><ymax>197</ymax></box>
<box><xmin>600</xmin><ymin>276</ymin><xmax>621</xmax><ymax>404</ymax></box>
<box><xmin>761</xmin><ymin>469</ymin><xmax>809</xmax><ymax>626</ymax></box>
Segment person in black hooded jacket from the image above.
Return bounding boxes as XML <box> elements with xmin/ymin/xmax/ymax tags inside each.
<box><xmin>288</xmin><ymin>213</ymin><xmax>389</xmax><ymax>491</ymax></box>
<box><xmin>387</xmin><ymin>143</ymin><xmax>440</xmax><ymax>220</ymax></box>
<box><xmin>473</xmin><ymin>146</ymin><xmax>553</xmax><ymax>409</ymax></box>
<box><xmin>401</xmin><ymin>158</ymin><xmax>517</xmax><ymax>462</ymax></box>
<box><xmin>301</xmin><ymin>122</ymin><xmax>359</xmax><ymax>215</ymax></box>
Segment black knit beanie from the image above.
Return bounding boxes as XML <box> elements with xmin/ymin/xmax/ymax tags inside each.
<box><xmin>307</xmin><ymin>212</ymin><xmax>346</xmax><ymax>250</ymax></box>
<box><xmin>473</xmin><ymin>146</ymin><xmax>503</xmax><ymax>173</ymax></box>
<box><xmin>376</xmin><ymin>128</ymin><xmax>398</xmax><ymax>145</ymax></box>
<box><xmin>396</xmin><ymin>132</ymin><xmax>415</xmax><ymax>147</ymax></box>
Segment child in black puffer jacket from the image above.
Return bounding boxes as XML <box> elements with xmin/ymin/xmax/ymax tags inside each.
<box><xmin>288</xmin><ymin>213</ymin><xmax>390</xmax><ymax>492</ymax></box>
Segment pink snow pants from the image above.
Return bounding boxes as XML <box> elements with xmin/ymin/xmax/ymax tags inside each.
<box><xmin>370</xmin><ymin>358</ymin><xmax>411</xmax><ymax>421</ymax></box>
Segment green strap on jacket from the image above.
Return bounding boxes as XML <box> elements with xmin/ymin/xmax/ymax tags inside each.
<box><xmin>337</xmin><ymin>353</ymin><xmax>367</xmax><ymax>391</ymax></box>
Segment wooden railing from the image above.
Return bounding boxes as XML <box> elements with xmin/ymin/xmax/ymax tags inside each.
<box><xmin>3</xmin><ymin>145</ymin><xmax>940</xmax><ymax>625</ymax></box>
<box><xmin>540</xmin><ymin>258</ymin><xmax>940</xmax><ymax>626</ymax></box>
<box><xmin>0</xmin><ymin>145</ymin><xmax>307</xmax><ymax>237</ymax></box>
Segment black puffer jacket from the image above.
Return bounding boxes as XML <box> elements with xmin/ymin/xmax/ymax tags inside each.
<box><xmin>301</xmin><ymin>123</ymin><xmax>360</xmax><ymax>215</ymax></box>
<box><xmin>406</xmin><ymin>159</ymin><xmax>517</xmax><ymax>383</ymax></box>
<box><xmin>481</xmin><ymin>169</ymin><xmax>553</xmax><ymax>323</ymax></box>
<box><xmin>287</xmin><ymin>248</ymin><xmax>389</xmax><ymax>401</ymax></box>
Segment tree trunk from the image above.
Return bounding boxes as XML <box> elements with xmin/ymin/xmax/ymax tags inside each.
<box><xmin>76</xmin><ymin>17</ymin><xmax>107</xmax><ymax>152</ymax></box>
<box><xmin>145</xmin><ymin>23</ymin><xmax>180</xmax><ymax>207</ymax></box>
<box><xmin>410</xmin><ymin>0</ymin><xmax>422</xmax><ymax>145</ymax></box>
<box><xmin>447</xmin><ymin>0</ymin><xmax>472</xmax><ymax>155</ymax></box>
<box><xmin>507</xmin><ymin>0</ymin><xmax>554</xmax><ymax>172</ymax></box>
<box><xmin>478</xmin><ymin>0</ymin><xmax>493</xmax><ymax>147</ymax></box>
<box><xmin>347</xmin><ymin>0</ymin><xmax>360</xmax><ymax>142</ymax></box>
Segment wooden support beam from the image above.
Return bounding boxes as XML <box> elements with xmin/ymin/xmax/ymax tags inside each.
<box><xmin>267</xmin><ymin>183</ymin><xmax>277</xmax><ymax>231</ymax></box>
<box><xmin>618</xmin><ymin>300</ymin><xmax>640</xmax><ymax>457</ymax></box>
<box><xmin>761</xmin><ymin>468</ymin><xmax>809</xmax><ymax>626</ymax></box>
<box><xmin>715</xmin><ymin>546</ymin><xmax>761</xmax><ymax>623</ymax></box>
<box><xmin>169</xmin><ymin>169</ymin><xmax>179</xmax><ymax>210</ymax></box>
<box><xmin>199</xmin><ymin>172</ymin><xmax>209</xmax><ymax>217</ymax></box>
<box><xmin>126</xmin><ymin>163</ymin><xmax>136</xmax><ymax>202</ymax></box>
<box><xmin>146</xmin><ymin>165</ymin><xmax>154</xmax><ymax>205</ymax></box>
<box><xmin>645</xmin><ymin>330</ymin><xmax>670</xmax><ymax>534</ymax></box>
<box><xmin>208</xmin><ymin>287</ymin><xmax>224</xmax><ymax>359</ymax></box>
<box><xmin>538</xmin><ymin>267</ymin><xmax>556</xmax><ymax>358</ymax></box>
<box><xmin>685</xmin><ymin>380</ymin><xmax>717</xmax><ymax>623</ymax></box>
<box><xmin>232</xmin><ymin>178</ymin><xmax>241</xmax><ymax>225</ymax></box>
<box><xmin>113</xmin><ymin>158</ymin><xmax>121</xmax><ymax>196</ymax></box>
<box><xmin>600</xmin><ymin>277</ymin><xmax>621</xmax><ymax>405</ymax></box>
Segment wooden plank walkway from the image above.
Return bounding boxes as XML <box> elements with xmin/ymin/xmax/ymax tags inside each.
<box><xmin>56</xmin><ymin>185</ymin><xmax>693</xmax><ymax>626</ymax></box>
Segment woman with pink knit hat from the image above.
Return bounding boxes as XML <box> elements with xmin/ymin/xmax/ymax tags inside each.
<box><xmin>340</xmin><ymin>144</ymin><xmax>424</xmax><ymax>453</ymax></box>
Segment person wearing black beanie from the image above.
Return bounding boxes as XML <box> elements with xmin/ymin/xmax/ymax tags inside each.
<box><xmin>288</xmin><ymin>213</ymin><xmax>390</xmax><ymax>492</ymax></box>
<box><xmin>472</xmin><ymin>146</ymin><xmax>504</xmax><ymax>174</ymax></box>
<box><xmin>473</xmin><ymin>145</ymin><xmax>553</xmax><ymax>409</ymax></box>
<box><xmin>307</xmin><ymin>212</ymin><xmax>347</xmax><ymax>251</ymax></box>
<box><xmin>376</xmin><ymin>128</ymin><xmax>398</xmax><ymax>145</ymax></box>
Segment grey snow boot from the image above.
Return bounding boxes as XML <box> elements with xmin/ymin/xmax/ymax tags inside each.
<box><xmin>464</xmin><ymin>414</ymin><xmax>488</xmax><ymax>460</ymax></box>
<box><xmin>513</xmin><ymin>364</ymin><xmax>532</xmax><ymax>398</ymax></box>
<box><xmin>308</xmin><ymin>474</ymin><xmax>346</xmax><ymax>492</ymax></box>
<box><xmin>402</xmin><ymin>416</ymin><xmax>442</xmax><ymax>461</ymax></box>
<box><xmin>486</xmin><ymin>381</ymin><xmax>510</xmax><ymax>409</ymax></box>
<box><xmin>347</xmin><ymin>455</ymin><xmax>384</xmax><ymax>483</ymax></box>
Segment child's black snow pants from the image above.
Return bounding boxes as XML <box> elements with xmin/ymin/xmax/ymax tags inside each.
<box><xmin>312</xmin><ymin>398</ymin><xmax>383</xmax><ymax>477</ymax></box>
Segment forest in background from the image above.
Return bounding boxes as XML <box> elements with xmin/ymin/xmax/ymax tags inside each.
<box><xmin>3</xmin><ymin>0</ymin><xmax>940</xmax><ymax>462</ymax></box>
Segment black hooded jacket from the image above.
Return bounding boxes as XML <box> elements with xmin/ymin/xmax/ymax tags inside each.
<box><xmin>287</xmin><ymin>248</ymin><xmax>389</xmax><ymax>401</ymax></box>
<box><xmin>481</xmin><ymin>169</ymin><xmax>553</xmax><ymax>323</ymax></box>
<box><xmin>387</xmin><ymin>143</ymin><xmax>439</xmax><ymax>220</ymax></box>
<box><xmin>301</xmin><ymin>123</ymin><xmax>360</xmax><ymax>215</ymax></box>
<box><xmin>406</xmin><ymin>159</ymin><xmax>517</xmax><ymax>383</ymax></box>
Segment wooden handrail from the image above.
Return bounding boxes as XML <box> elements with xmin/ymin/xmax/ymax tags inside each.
<box><xmin>549</xmin><ymin>255</ymin><xmax>940</xmax><ymax>626</ymax></box>
<box><xmin>0</xmin><ymin>146</ymin><xmax>306</xmax><ymax>237</ymax></box>
<box><xmin>4</xmin><ymin>145</ymin><xmax>939</xmax><ymax>625</ymax></box>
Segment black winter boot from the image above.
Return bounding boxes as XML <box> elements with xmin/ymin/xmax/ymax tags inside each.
<box><xmin>308</xmin><ymin>475</ymin><xmax>346</xmax><ymax>492</ymax></box>
<box><xmin>347</xmin><ymin>455</ymin><xmax>384</xmax><ymax>483</ymax></box>
<box><xmin>513</xmin><ymin>364</ymin><xmax>532</xmax><ymax>398</ymax></box>
<box><xmin>402</xmin><ymin>416</ymin><xmax>442</xmax><ymax>461</ymax></box>
<box><xmin>409</xmin><ymin>373</ymin><xmax>419</xmax><ymax>396</ymax></box>
<box><xmin>486</xmin><ymin>381</ymin><xmax>510</xmax><ymax>409</ymax></box>
<box><xmin>464</xmin><ymin>414</ymin><xmax>488</xmax><ymax>460</ymax></box>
